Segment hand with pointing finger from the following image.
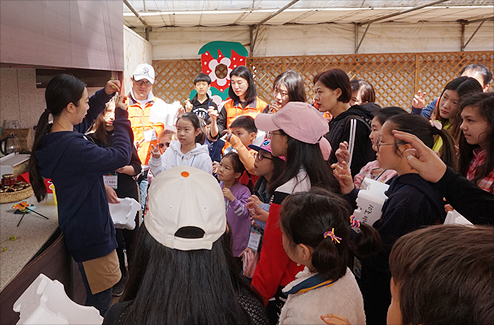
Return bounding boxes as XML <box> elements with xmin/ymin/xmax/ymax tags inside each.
<box><xmin>393</xmin><ymin>130</ymin><xmax>447</xmax><ymax>183</ymax></box>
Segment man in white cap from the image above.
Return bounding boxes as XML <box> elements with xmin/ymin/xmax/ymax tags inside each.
<box><xmin>126</xmin><ymin>63</ymin><xmax>180</xmax><ymax>210</ymax></box>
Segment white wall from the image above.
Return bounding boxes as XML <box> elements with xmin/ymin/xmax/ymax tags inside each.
<box><xmin>123</xmin><ymin>26</ymin><xmax>153</xmax><ymax>95</ymax></box>
<box><xmin>146</xmin><ymin>21</ymin><xmax>494</xmax><ymax>60</ymax></box>
<box><xmin>0</xmin><ymin>27</ymin><xmax>151</xmax><ymax>132</ymax></box>
<box><xmin>0</xmin><ymin>68</ymin><xmax>100</xmax><ymax>131</ymax></box>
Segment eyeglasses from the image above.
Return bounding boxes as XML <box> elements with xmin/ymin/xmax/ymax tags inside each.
<box><xmin>266</xmin><ymin>131</ymin><xmax>284</xmax><ymax>140</ymax></box>
<box><xmin>158</xmin><ymin>142</ymin><xmax>170</xmax><ymax>149</ymax></box>
<box><xmin>135</xmin><ymin>80</ymin><xmax>152</xmax><ymax>87</ymax></box>
<box><xmin>375</xmin><ymin>137</ymin><xmax>406</xmax><ymax>151</ymax></box>
<box><xmin>254</xmin><ymin>152</ymin><xmax>273</xmax><ymax>162</ymax></box>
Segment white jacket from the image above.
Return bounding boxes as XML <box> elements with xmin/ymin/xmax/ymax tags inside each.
<box><xmin>149</xmin><ymin>140</ymin><xmax>212</xmax><ymax>176</ymax></box>
<box><xmin>279</xmin><ymin>267</ymin><xmax>366</xmax><ymax>325</ymax></box>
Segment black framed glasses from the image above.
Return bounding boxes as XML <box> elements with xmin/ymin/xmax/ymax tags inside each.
<box><xmin>135</xmin><ymin>80</ymin><xmax>152</xmax><ymax>87</ymax></box>
<box><xmin>253</xmin><ymin>152</ymin><xmax>273</xmax><ymax>162</ymax></box>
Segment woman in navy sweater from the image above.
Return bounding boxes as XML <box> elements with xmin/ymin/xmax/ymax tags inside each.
<box><xmin>29</xmin><ymin>74</ymin><xmax>132</xmax><ymax>315</ymax></box>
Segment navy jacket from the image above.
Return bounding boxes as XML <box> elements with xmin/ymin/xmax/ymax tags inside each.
<box><xmin>36</xmin><ymin>91</ymin><xmax>132</xmax><ymax>262</ymax></box>
<box><xmin>356</xmin><ymin>173</ymin><xmax>446</xmax><ymax>324</ymax></box>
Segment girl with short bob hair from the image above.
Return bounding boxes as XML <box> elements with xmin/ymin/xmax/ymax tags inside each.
<box><xmin>313</xmin><ymin>68</ymin><xmax>375</xmax><ymax>176</ymax></box>
<box><xmin>271</xmin><ymin>70</ymin><xmax>307</xmax><ymax>112</ymax></box>
<box><xmin>29</xmin><ymin>74</ymin><xmax>130</xmax><ymax>315</ymax></box>
<box><xmin>211</xmin><ymin>66</ymin><xmax>269</xmax><ymax>138</ymax></box>
<box><xmin>458</xmin><ymin>92</ymin><xmax>494</xmax><ymax>193</ymax></box>
<box><xmin>350</xmin><ymin>79</ymin><xmax>376</xmax><ymax>106</ymax></box>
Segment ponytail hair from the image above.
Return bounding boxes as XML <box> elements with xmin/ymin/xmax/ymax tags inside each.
<box><xmin>176</xmin><ymin>112</ymin><xmax>206</xmax><ymax>145</ymax></box>
<box><xmin>29</xmin><ymin>74</ymin><xmax>86</xmax><ymax>202</ymax></box>
<box><xmin>279</xmin><ymin>188</ymin><xmax>380</xmax><ymax>281</ymax></box>
<box><xmin>386</xmin><ymin>114</ymin><xmax>456</xmax><ymax>169</ymax></box>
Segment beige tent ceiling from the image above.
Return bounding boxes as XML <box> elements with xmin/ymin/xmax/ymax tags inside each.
<box><xmin>123</xmin><ymin>0</ymin><xmax>494</xmax><ymax>29</ymax></box>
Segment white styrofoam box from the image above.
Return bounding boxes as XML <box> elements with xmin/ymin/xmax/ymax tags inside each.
<box><xmin>109</xmin><ymin>197</ymin><xmax>140</xmax><ymax>230</ymax></box>
<box><xmin>444</xmin><ymin>209</ymin><xmax>473</xmax><ymax>226</ymax></box>
<box><xmin>13</xmin><ymin>273</ymin><xmax>103</xmax><ymax>325</ymax></box>
<box><xmin>0</xmin><ymin>153</ymin><xmax>30</xmax><ymax>177</ymax></box>
<box><xmin>353</xmin><ymin>177</ymin><xmax>389</xmax><ymax>226</ymax></box>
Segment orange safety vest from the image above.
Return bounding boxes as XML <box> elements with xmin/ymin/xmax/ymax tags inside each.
<box><xmin>223</xmin><ymin>97</ymin><xmax>269</xmax><ymax>128</ymax></box>
<box><xmin>127</xmin><ymin>95</ymin><xmax>164</xmax><ymax>165</ymax></box>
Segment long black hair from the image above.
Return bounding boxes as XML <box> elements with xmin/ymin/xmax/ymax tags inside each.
<box><xmin>458</xmin><ymin>92</ymin><xmax>494</xmax><ymax>189</ymax></box>
<box><xmin>120</xmin><ymin>225</ymin><xmax>255</xmax><ymax>325</ymax></box>
<box><xmin>280</xmin><ymin>188</ymin><xmax>380</xmax><ymax>281</ymax></box>
<box><xmin>228</xmin><ymin>66</ymin><xmax>257</xmax><ymax>103</ymax></box>
<box><xmin>29</xmin><ymin>74</ymin><xmax>86</xmax><ymax>202</ymax></box>
<box><xmin>436</xmin><ymin>77</ymin><xmax>483</xmax><ymax>142</ymax></box>
<box><xmin>268</xmin><ymin>130</ymin><xmax>341</xmax><ymax>194</ymax></box>
<box><xmin>386</xmin><ymin>114</ymin><xmax>456</xmax><ymax>169</ymax></box>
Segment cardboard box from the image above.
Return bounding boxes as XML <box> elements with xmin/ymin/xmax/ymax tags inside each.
<box><xmin>1</xmin><ymin>128</ymin><xmax>34</xmax><ymax>153</ymax></box>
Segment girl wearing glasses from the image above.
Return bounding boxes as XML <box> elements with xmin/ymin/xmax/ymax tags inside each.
<box><xmin>252</xmin><ymin>102</ymin><xmax>341</xmax><ymax>324</ymax></box>
<box><xmin>333</xmin><ymin>113</ymin><xmax>456</xmax><ymax>324</ymax></box>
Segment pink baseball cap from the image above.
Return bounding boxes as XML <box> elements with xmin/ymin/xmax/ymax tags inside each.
<box><xmin>255</xmin><ymin>102</ymin><xmax>332</xmax><ymax>160</ymax></box>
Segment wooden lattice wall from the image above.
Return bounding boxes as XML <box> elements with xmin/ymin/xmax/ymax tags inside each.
<box><xmin>153</xmin><ymin>51</ymin><xmax>494</xmax><ymax>110</ymax></box>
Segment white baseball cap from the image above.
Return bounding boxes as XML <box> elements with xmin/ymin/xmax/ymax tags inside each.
<box><xmin>144</xmin><ymin>166</ymin><xmax>226</xmax><ymax>251</ymax></box>
<box><xmin>133</xmin><ymin>63</ymin><xmax>155</xmax><ymax>84</ymax></box>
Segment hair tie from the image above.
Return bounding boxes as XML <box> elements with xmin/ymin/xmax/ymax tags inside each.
<box><xmin>44</xmin><ymin>108</ymin><xmax>51</xmax><ymax>115</ymax></box>
<box><xmin>430</xmin><ymin>120</ymin><xmax>442</xmax><ymax>135</ymax></box>
<box><xmin>349</xmin><ymin>215</ymin><xmax>361</xmax><ymax>228</ymax></box>
<box><xmin>319</xmin><ymin>137</ymin><xmax>332</xmax><ymax>161</ymax></box>
<box><xmin>323</xmin><ymin>228</ymin><xmax>341</xmax><ymax>244</ymax></box>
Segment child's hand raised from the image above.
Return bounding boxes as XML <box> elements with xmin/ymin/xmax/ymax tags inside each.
<box><xmin>212</xmin><ymin>161</ymin><xmax>219</xmax><ymax>174</ymax></box>
<box><xmin>184</xmin><ymin>99</ymin><xmax>193</xmax><ymax>112</ymax></box>
<box><xmin>226</xmin><ymin>133</ymin><xmax>241</xmax><ymax>147</ymax></box>
<box><xmin>335</xmin><ymin>141</ymin><xmax>350</xmax><ymax>164</ymax></box>
<box><xmin>115</xmin><ymin>95</ymin><xmax>128</xmax><ymax>110</ymax></box>
<box><xmin>222</xmin><ymin>187</ymin><xmax>235</xmax><ymax>202</ymax></box>
<box><xmin>412</xmin><ymin>90</ymin><xmax>427</xmax><ymax>109</ymax></box>
<box><xmin>208</xmin><ymin>107</ymin><xmax>218</xmax><ymax>121</ymax></box>
<box><xmin>150</xmin><ymin>144</ymin><xmax>161</xmax><ymax>159</ymax></box>
<box><xmin>331</xmin><ymin>161</ymin><xmax>355</xmax><ymax>195</ymax></box>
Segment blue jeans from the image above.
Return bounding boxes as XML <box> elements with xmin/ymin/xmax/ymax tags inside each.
<box><xmin>139</xmin><ymin>174</ymin><xmax>149</xmax><ymax>211</ymax></box>
<box><xmin>77</xmin><ymin>263</ymin><xmax>113</xmax><ymax>316</ymax></box>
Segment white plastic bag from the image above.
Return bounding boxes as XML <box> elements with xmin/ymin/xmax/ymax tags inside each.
<box><xmin>109</xmin><ymin>197</ymin><xmax>140</xmax><ymax>230</ymax></box>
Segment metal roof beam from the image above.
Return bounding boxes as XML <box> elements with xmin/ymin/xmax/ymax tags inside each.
<box><xmin>468</xmin><ymin>16</ymin><xmax>494</xmax><ymax>24</ymax></box>
<box><xmin>355</xmin><ymin>0</ymin><xmax>449</xmax><ymax>53</ymax></box>
<box><xmin>359</xmin><ymin>0</ymin><xmax>449</xmax><ymax>25</ymax></box>
<box><xmin>461</xmin><ymin>17</ymin><xmax>492</xmax><ymax>51</ymax></box>
<box><xmin>254</xmin><ymin>0</ymin><xmax>299</xmax><ymax>28</ymax></box>
<box><xmin>124</xmin><ymin>0</ymin><xmax>149</xmax><ymax>28</ymax></box>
